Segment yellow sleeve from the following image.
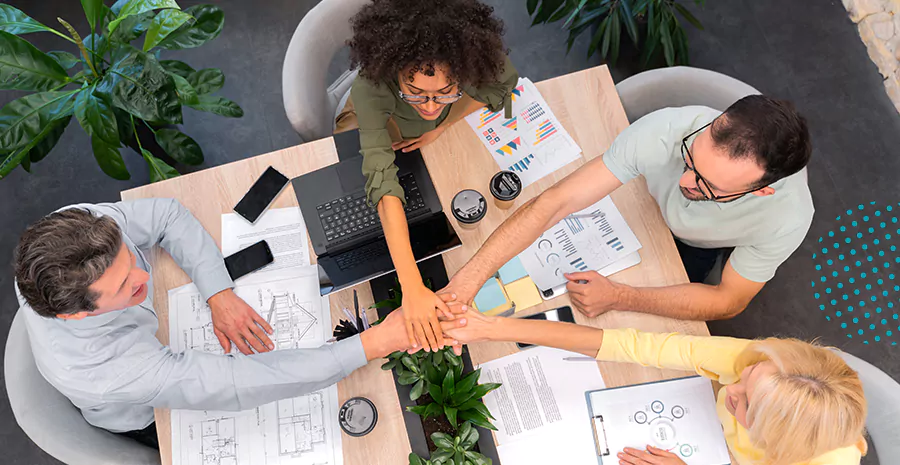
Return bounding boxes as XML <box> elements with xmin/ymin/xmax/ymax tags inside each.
<box><xmin>596</xmin><ymin>328</ymin><xmax>752</xmax><ymax>385</ymax></box>
<box><xmin>808</xmin><ymin>443</ymin><xmax>864</xmax><ymax>465</ymax></box>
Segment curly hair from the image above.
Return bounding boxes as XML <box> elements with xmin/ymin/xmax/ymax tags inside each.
<box><xmin>348</xmin><ymin>0</ymin><xmax>508</xmax><ymax>88</ymax></box>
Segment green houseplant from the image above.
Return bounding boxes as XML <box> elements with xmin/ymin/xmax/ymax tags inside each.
<box><xmin>528</xmin><ymin>0</ymin><xmax>705</xmax><ymax>67</ymax></box>
<box><xmin>0</xmin><ymin>0</ymin><xmax>242</xmax><ymax>182</ymax></box>
<box><xmin>409</xmin><ymin>422</ymin><xmax>492</xmax><ymax>465</ymax></box>
<box><xmin>408</xmin><ymin>366</ymin><xmax>500</xmax><ymax>431</ymax></box>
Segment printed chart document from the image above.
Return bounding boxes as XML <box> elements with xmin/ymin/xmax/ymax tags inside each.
<box><xmin>222</xmin><ymin>207</ymin><xmax>310</xmax><ymax>273</ymax></box>
<box><xmin>518</xmin><ymin>196</ymin><xmax>642</xmax><ymax>291</ymax></box>
<box><xmin>168</xmin><ymin>265</ymin><xmax>342</xmax><ymax>465</ymax></box>
<box><xmin>587</xmin><ymin>376</ymin><xmax>730</xmax><ymax>465</ymax></box>
<box><xmin>478</xmin><ymin>347</ymin><xmax>605</xmax><ymax>465</ymax></box>
<box><xmin>465</xmin><ymin>77</ymin><xmax>582</xmax><ymax>187</ymax></box>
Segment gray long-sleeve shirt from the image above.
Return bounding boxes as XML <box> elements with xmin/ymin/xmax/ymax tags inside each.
<box><xmin>16</xmin><ymin>199</ymin><xmax>367</xmax><ymax>433</ymax></box>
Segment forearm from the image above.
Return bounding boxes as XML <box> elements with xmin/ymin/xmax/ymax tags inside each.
<box><xmin>378</xmin><ymin>196</ymin><xmax>422</xmax><ymax>288</ymax></box>
<box><xmin>487</xmin><ymin>317</ymin><xmax>605</xmax><ymax>357</ymax></box>
<box><xmin>615</xmin><ymin>282</ymin><xmax>747</xmax><ymax>320</ymax></box>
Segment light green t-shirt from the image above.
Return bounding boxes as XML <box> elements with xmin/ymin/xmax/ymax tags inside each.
<box><xmin>602</xmin><ymin>106</ymin><xmax>814</xmax><ymax>283</ymax></box>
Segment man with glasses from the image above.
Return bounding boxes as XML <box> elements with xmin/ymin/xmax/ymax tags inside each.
<box><xmin>441</xmin><ymin>95</ymin><xmax>813</xmax><ymax>321</ymax></box>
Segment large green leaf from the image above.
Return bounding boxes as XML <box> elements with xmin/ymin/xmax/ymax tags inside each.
<box><xmin>441</xmin><ymin>369</ymin><xmax>455</xmax><ymax>398</ymax></box>
<box><xmin>428</xmin><ymin>380</ymin><xmax>444</xmax><ymax>404</ymax></box>
<box><xmin>464</xmin><ymin>451</ymin><xmax>491</xmax><ymax>465</ymax></box>
<box><xmin>459</xmin><ymin>422</ymin><xmax>478</xmax><ymax>450</ymax></box>
<box><xmin>409</xmin><ymin>453</ymin><xmax>424</xmax><ymax>465</ymax></box>
<box><xmin>28</xmin><ymin>115</ymin><xmax>70</xmax><ymax>164</ymax></box>
<box><xmin>109</xmin><ymin>10</ymin><xmax>154</xmax><ymax>43</ymax></box>
<box><xmin>142</xmin><ymin>147</ymin><xmax>178</xmax><ymax>182</ymax></box>
<box><xmin>532</xmin><ymin>0</ymin><xmax>566</xmax><ymax>25</ymax></box>
<box><xmin>81</xmin><ymin>0</ymin><xmax>105</xmax><ymax>31</ymax></box>
<box><xmin>0</xmin><ymin>90</ymin><xmax>77</xmax><ymax>151</ymax></box>
<box><xmin>444</xmin><ymin>405</ymin><xmax>458</xmax><ymax>428</ymax></box>
<box><xmin>0</xmin><ymin>31</ymin><xmax>69</xmax><ymax>91</ymax></box>
<box><xmin>113</xmin><ymin>107</ymin><xmax>134</xmax><ymax>144</ymax></box>
<box><xmin>460</xmin><ymin>399</ymin><xmax>495</xmax><ymax>421</ymax></box>
<box><xmin>143</xmin><ymin>9</ymin><xmax>193</xmax><ymax>51</ymax></box>
<box><xmin>458</xmin><ymin>410</ymin><xmax>497</xmax><ymax>431</ymax></box>
<box><xmin>471</xmin><ymin>383</ymin><xmax>501</xmax><ymax>400</ymax></box>
<box><xmin>187</xmin><ymin>68</ymin><xmax>223</xmax><ymax>95</ymax></box>
<box><xmin>158</xmin><ymin>4</ymin><xmax>224</xmax><ymax>50</ymax></box>
<box><xmin>0</xmin><ymin>5</ymin><xmax>53</xmax><ymax>35</ymax></box>
<box><xmin>159</xmin><ymin>59</ymin><xmax>194</xmax><ymax>77</ymax></box>
<box><xmin>410</xmin><ymin>378</ymin><xmax>425</xmax><ymax>401</ymax></box>
<box><xmin>96</xmin><ymin>45</ymin><xmax>182</xmax><ymax>124</ymax></box>
<box><xmin>91</xmin><ymin>135</ymin><xmax>130</xmax><ymax>180</ymax></box>
<box><xmin>526</xmin><ymin>0</ymin><xmax>539</xmax><ymax>16</ymax></box>
<box><xmin>673</xmin><ymin>2</ymin><xmax>703</xmax><ymax>30</ymax></box>
<box><xmin>47</xmin><ymin>51</ymin><xmax>80</xmax><ymax>70</ymax></box>
<box><xmin>75</xmin><ymin>87</ymin><xmax>119</xmax><ymax>146</ymax></box>
<box><xmin>108</xmin><ymin>0</ymin><xmax>180</xmax><ymax>35</ymax></box>
<box><xmin>455</xmin><ymin>369</ymin><xmax>481</xmax><ymax>396</ymax></box>
<box><xmin>186</xmin><ymin>95</ymin><xmax>242</xmax><ymax>118</ymax></box>
<box><xmin>0</xmin><ymin>114</ymin><xmax>70</xmax><ymax>178</ymax></box>
<box><xmin>83</xmin><ymin>33</ymin><xmax>108</xmax><ymax>59</ymax></box>
<box><xmin>432</xmin><ymin>432</ymin><xmax>454</xmax><ymax>450</ymax></box>
<box><xmin>154</xmin><ymin>128</ymin><xmax>202</xmax><ymax>165</ymax></box>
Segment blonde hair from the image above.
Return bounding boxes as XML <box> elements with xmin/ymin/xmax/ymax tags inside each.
<box><xmin>733</xmin><ymin>339</ymin><xmax>867</xmax><ymax>465</ymax></box>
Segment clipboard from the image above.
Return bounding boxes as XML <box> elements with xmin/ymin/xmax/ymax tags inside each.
<box><xmin>584</xmin><ymin>376</ymin><xmax>731</xmax><ymax>465</ymax></box>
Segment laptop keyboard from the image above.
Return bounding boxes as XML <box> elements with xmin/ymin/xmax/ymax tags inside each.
<box><xmin>316</xmin><ymin>173</ymin><xmax>427</xmax><ymax>244</ymax></box>
<box><xmin>334</xmin><ymin>240</ymin><xmax>388</xmax><ymax>270</ymax></box>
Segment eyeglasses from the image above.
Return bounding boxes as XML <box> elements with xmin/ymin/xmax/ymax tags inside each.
<box><xmin>398</xmin><ymin>90</ymin><xmax>463</xmax><ymax>106</ymax></box>
<box><xmin>681</xmin><ymin>122</ymin><xmax>764</xmax><ymax>201</ymax></box>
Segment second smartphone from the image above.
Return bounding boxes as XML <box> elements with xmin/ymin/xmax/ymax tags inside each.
<box><xmin>516</xmin><ymin>306</ymin><xmax>576</xmax><ymax>349</ymax></box>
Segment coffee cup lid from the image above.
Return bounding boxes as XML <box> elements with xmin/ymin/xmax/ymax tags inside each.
<box><xmin>339</xmin><ymin>397</ymin><xmax>378</xmax><ymax>437</ymax></box>
<box><xmin>490</xmin><ymin>171</ymin><xmax>522</xmax><ymax>201</ymax></box>
<box><xmin>451</xmin><ymin>189</ymin><xmax>487</xmax><ymax>224</ymax></box>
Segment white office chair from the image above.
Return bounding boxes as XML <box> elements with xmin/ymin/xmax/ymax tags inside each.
<box><xmin>837</xmin><ymin>350</ymin><xmax>900</xmax><ymax>460</ymax></box>
<box><xmin>4</xmin><ymin>310</ymin><xmax>161</xmax><ymax>465</ymax></box>
<box><xmin>282</xmin><ymin>0</ymin><xmax>371</xmax><ymax>142</ymax></box>
<box><xmin>614</xmin><ymin>66</ymin><xmax>760</xmax><ymax>122</ymax></box>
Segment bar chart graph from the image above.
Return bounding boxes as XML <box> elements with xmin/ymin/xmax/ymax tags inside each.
<box><xmin>508</xmin><ymin>153</ymin><xmax>535</xmax><ymax>173</ymax></box>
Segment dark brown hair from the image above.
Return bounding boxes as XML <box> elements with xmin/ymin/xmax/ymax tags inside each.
<box><xmin>15</xmin><ymin>209</ymin><xmax>122</xmax><ymax>318</ymax></box>
<box><xmin>348</xmin><ymin>0</ymin><xmax>507</xmax><ymax>87</ymax></box>
<box><xmin>713</xmin><ymin>95</ymin><xmax>812</xmax><ymax>188</ymax></box>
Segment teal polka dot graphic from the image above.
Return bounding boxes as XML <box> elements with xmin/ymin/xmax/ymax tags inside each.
<box><xmin>812</xmin><ymin>201</ymin><xmax>900</xmax><ymax>345</ymax></box>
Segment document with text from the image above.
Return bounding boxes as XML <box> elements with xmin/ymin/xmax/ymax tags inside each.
<box><xmin>221</xmin><ymin>207</ymin><xmax>310</xmax><ymax>274</ymax></box>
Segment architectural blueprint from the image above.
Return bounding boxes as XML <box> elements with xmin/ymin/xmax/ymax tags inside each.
<box><xmin>168</xmin><ymin>265</ymin><xmax>343</xmax><ymax>465</ymax></box>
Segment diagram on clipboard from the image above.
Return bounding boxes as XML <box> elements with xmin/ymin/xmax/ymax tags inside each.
<box><xmin>586</xmin><ymin>376</ymin><xmax>731</xmax><ymax>465</ymax></box>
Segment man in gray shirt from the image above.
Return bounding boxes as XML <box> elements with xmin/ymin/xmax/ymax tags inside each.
<box><xmin>13</xmin><ymin>199</ymin><xmax>450</xmax><ymax>445</ymax></box>
<box><xmin>441</xmin><ymin>95</ymin><xmax>814</xmax><ymax>321</ymax></box>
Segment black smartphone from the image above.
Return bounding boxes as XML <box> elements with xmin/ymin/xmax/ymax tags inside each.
<box><xmin>233</xmin><ymin>166</ymin><xmax>290</xmax><ymax>224</ymax></box>
<box><xmin>516</xmin><ymin>306</ymin><xmax>576</xmax><ymax>349</ymax></box>
<box><xmin>224</xmin><ymin>240</ymin><xmax>274</xmax><ymax>281</ymax></box>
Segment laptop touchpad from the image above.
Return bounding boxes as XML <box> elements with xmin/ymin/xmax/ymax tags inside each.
<box><xmin>337</xmin><ymin>158</ymin><xmax>366</xmax><ymax>192</ymax></box>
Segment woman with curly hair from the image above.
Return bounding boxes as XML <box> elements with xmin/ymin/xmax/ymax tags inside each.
<box><xmin>339</xmin><ymin>0</ymin><xmax>519</xmax><ymax>353</ymax></box>
<box><xmin>442</xmin><ymin>306</ymin><xmax>869</xmax><ymax>465</ymax></box>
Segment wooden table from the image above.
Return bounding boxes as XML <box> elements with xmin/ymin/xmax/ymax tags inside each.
<box><xmin>121</xmin><ymin>65</ymin><xmax>708</xmax><ymax>465</ymax></box>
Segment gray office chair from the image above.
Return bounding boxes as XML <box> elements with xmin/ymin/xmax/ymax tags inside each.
<box><xmin>5</xmin><ymin>310</ymin><xmax>161</xmax><ymax>465</ymax></box>
<box><xmin>837</xmin><ymin>350</ymin><xmax>900</xmax><ymax>460</ymax></box>
<box><xmin>615</xmin><ymin>66</ymin><xmax>760</xmax><ymax>285</ymax></box>
<box><xmin>614</xmin><ymin>66</ymin><xmax>760</xmax><ymax>122</ymax></box>
<box><xmin>282</xmin><ymin>0</ymin><xmax>371</xmax><ymax>142</ymax></box>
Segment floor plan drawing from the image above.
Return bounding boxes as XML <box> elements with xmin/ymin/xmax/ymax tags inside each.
<box><xmin>264</xmin><ymin>292</ymin><xmax>318</xmax><ymax>350</ymax></box>
<box><xmin>188</xmin><ymin>322</ymin><xmax>225</xmax><ymax>355</ymax></box>
<box><xmin>201</xmin><ymin>417</ymin><xmax>238</xmax><ymax>465</ymax></box>
<box><xmin>276</xmin><ymin>392</ymin><xmax>326</xmax><ymax>456</ymax></box>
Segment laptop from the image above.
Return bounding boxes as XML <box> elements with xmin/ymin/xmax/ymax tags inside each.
<box><xmin>293</xmin><ymin>130</ymin><xmax>462</xmax><ymax>295</ymax></box>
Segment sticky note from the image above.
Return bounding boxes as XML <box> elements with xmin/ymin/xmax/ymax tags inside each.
<box><xmin>474</xmin><ymin>278</ymin><xmax>510</xmax><ymax>314</ymax></box>
<box><xmin>506</xmin><ymin>278</ymin><xmax>543</xmax><ymax>312</ymax></box>
<box><xmin>498</xmin><ymin>257</ymin><xmax>529</xmax><ymax>284</ymax></box>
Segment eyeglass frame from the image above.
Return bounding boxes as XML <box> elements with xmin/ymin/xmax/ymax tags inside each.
<box><xmin>680</xmin><ymin>122</ymin><xmax>765</xmax><ymax>201</ymax></box>
<box><xmin>397</xmin><ymin>89</ymin><xmax>464</xmax><ymax>106</ymax></box>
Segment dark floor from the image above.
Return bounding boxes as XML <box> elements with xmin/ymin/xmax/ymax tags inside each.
<box><xmin>1</xmin><ymin>0</ymin><xmax>897</xmax><ymax>463</ymax></box>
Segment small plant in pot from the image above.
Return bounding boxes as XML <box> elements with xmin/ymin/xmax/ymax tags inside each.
<box><xmin>0</xmin><ymin>0</ymin><xmax>242</xmax><ymax>182</ymax></box>
<box><xmin>408</xmin><ymin>366</ymin><xmax>500</xmax><ymax>432</ymax></box>
<box><xmin>409</xmin><ymin>422</ymin><xmax>492</xmax><ymax>465</ymax></box>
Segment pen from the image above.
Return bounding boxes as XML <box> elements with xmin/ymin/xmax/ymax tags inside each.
<box><xmin>354</xmin><ymin>290</ymin><xmax>363</xmax><ymax>333</ymax></box>
<box><xmin>563</xmin><ymin>356</ymin><xmax>598</xmax><ymax>362</ymax></box>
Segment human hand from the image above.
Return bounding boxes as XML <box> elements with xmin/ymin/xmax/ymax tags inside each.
<box><xmin>392</xmin><ymin>126</ymin><xmax>446</xmax><ymax>153</ymax></box>
<box><xmin>565</xmin><ymin>271</ymin><xmax>622</xmax><ymax>318</ymax></box>
<box><xmin>362</xmin><ymin>308</ymin><xmax>467</xmax><ymax>360</ymax></box>
<box><xmin>402</xmin><ymin>284</ymin><xmax>452</xmax><ymax>352</ymax></box>
<box><xmin>437</xmin><ymin>276</ymin><xmax>478</xmax><ymax>314</ymax></box>
<box><xmin>208</xmin><ymin>289</ymin><xmax>274</xmax><ymax>354</ymax></box>
<box><xmin>438</xmin><ymin>303</ymin><xmax>496</xmax><ymax>344</ymax></box>
<box><xmin>618</xmin><ymin>446</ymin><xmax>687</xmax><ymax>465</ymax></box>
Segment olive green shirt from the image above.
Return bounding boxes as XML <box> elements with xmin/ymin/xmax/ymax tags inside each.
<box><xmin>351</xmin><ymin>56</ymin><xmax>519</xmax><ymax>205</ymax></box>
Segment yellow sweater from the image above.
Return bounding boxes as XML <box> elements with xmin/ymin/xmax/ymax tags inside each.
<box><xmin>595</xmin><ymin>329</ymin><xmax>865</xmax><ymax>465</ymax></box>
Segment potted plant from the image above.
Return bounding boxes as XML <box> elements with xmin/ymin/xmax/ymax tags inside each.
<box><xmin>527</xmin><ymin>0</ymin><xmax>706</xmax><ymax>67</ymax></box>
<box><xmin>409</xmin><ymin>422</ymin><xmax>493</xmax><ymax>465</ymax></box>
<box><xmin>0</xmin><ymin>0</ymin><xmax>242</xmax><ymax>182</ymax></box>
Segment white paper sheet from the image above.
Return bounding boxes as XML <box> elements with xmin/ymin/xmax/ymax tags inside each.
<box><xmin>587</xmin><ymin>377</ymin><xmax>730</xmax><ymax>465</ymax></box>
<box><xmin>222</xmin><ymin>207</ymin><xmax>310</xmax><ymax>274</ymax></box>
<box><xmin>168</xmin><ymin>265</ymin><xmax>342</xmax><ymax>465</ymax></box>
<box><xmin>518</xmin><ymin>196</ymin><xmax>642</xmax><ymax>291</ymax></box>
<box><xmin>465</xmin><ymin>77</ymin><xmax>582</xmax><ymax>187</ymax></box>
<box><xmin>478</xmin><ymin>347</ymin><xmax>605</xmax><ymax>465</ymax></box>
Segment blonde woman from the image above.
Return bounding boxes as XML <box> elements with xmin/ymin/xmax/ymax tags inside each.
<box><xmin>443</xmin><ymin>308</ymin><xmax>868</xmax><ymax>465</ymax></box>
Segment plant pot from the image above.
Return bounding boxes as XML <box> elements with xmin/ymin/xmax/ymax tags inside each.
<box><xmin>373</xmin><ymin>255</ymin><xmax>501</xmax><ymax>463</ymax></box>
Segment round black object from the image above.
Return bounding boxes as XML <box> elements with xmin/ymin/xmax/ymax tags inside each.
<box><xmin>451</xmin><ymin>189</ymin><xmax>487</xmax><ymax>224</ymax></box>
<box><xmin>339</xmin><ymin>397</ymin><xmax>378</xmax><ymax>437</ymax></box>
<box><xmin>489</xmin><ymin>171</ymin><xmax>522</xmax><ymax>201</ymax></box>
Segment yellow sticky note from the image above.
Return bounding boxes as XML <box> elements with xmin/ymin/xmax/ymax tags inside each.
<box><xmin>506</xmin><ymin>278</ymin><xmax>543</xmax><ymax>312</ymax></box>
